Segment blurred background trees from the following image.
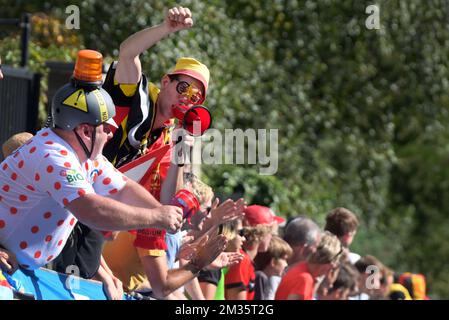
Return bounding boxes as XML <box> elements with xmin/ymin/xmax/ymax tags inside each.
<box><xmin>1</xmin><ymin>0</ymin><xmax>449</xmax><ymax>297</ymax></box>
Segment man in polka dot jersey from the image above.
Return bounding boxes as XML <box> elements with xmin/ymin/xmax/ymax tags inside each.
<box><xmin>0</xmin><ymin>75</ymin><xmax>184</xmax><ymax>274</ymax></box>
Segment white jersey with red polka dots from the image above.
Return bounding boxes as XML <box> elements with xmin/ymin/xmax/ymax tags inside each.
<box><xmin>0</xmin><ymin>128</ymin><xmax>127</xmax><ymax>269</ymax></box>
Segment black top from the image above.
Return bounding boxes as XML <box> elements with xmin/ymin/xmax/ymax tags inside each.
<box><xmin>52</xmin><ymin>222</ymin><xmax>104</xmax><ymax>279</ymax></box>
<box><xmin>198</xmin><ymin>269</ymin><xmax>222</xmax><ymax>286</ymax></box>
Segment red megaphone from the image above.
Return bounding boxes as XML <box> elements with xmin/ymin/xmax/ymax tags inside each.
<box><xmin>172</xmin><ymin>105</ymin><xmax>212</xmax><ymax>136</ymax></box>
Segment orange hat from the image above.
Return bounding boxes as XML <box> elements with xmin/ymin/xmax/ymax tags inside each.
<box><xmin>244</xmin><ymin>205</ymin><xmax>284</xmax><ymax>227</ymax></box>
<box><xmin>168</xmin><ymin>57</ymin><xmax>210</xmax><ymax>102</ymax></box>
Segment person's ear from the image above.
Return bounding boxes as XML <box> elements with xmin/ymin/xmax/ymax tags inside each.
<box><xmin>270</xmin><ymin>257</ymin><xmax>277</xmax><ymax>268</ymax></box>
<box><xmin>75</xmin><ymin>124</ymin><xmax>92</xmax><ymax>139</ymax></box>
<box><xmin>161</xmin><ymin>75</ymin><xmax>171</xmax><ymax>88</ymax></box>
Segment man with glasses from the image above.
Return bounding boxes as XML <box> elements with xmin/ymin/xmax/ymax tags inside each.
<box><xmin>0</xmin><ymin>63</ymin><xmax>184</xmax><ymax>277</ymax></box>
<box><xmin>53</xmin><ymin>7</ymin><xmax>215</xmax><ymax>298</ymax></box>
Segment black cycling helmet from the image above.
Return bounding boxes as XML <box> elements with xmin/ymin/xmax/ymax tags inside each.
<box><xmin>51</xmin><ymin>84</ymin><xmax>117</xmax><ymax>130</ymax></box>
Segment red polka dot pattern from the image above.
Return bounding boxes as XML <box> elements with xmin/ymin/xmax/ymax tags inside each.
<box><xmin>34</xmin><ymin>251</ymin><xmax>41</xmax><ymax>259</ymax></box>
<box><xmin>54</xmin><ymin>182</ymin><xmax>61</xmax><ymax>190</ymax></box>
<box><xmin>31</xmin><ymin>226</ymin><xmax>39</xmax><ymax>233</ymax></box>
<box><xmin>20</xmin><ymin>241</ymin><xmax>27</xmax><ymax>249</ymax></box>
<box><xmin>45</xmin><ymin>235</ymin><xmax>52</xmax><ymax>242</ymax></box>
<box><xmin>109</xmin><ymin>188</ymin><xmax>118</xmax><ymax>195</ymax></box>
<box><xmin>2</xmin><ymin>185</ymin><xmax>10</xmax><ymax>192</ymax></box>
<box><xmin>26</xmin><ymin>185</ymin><xmax>35</xmax><ymax>191</ymax></box>
<box><xmin>10</xmin><ymin>207</ymin><xmax>17</xmax><ymax>214</ymax></box>
<box><xmin>44</xmin><ymin>211</ymin><xmax>52</xmax><ymax>219</ymax></box>
<box><xmin>30</xmin><ymin>147</ymin><xmax>36</xmax><ymax>153</ymax></box>
<box><xmin>11</xmin><ymin>173</ymin><xmax>17</xmax><ymax>180</ymax></box>
<box><xmin>60</xmin><ymin>150</ymin><xmax>68</xmax><ymax>156</ymax></box>
<box><xmin>0</xmin><ymin>220</ymin><xmax>5</xmax><ymax>229</ymax></box>
<box><xmin>47</xmin><ymin>165</ymin><xmax>54</xmax><ymax>173</ymax></box>
<box><xmin>103</xmin><ymin>177</ymin><xmax>111</xmax><ymax>185</ymax></box>
<box><xmin>18</xmin><ymin>160</ymin><xmax>24</xmax><ymax>168</ymax></box>
<box><xmin>19</xmin><ymin>195</ymin><xmax>27</xmax><ymax>202</ymax></box>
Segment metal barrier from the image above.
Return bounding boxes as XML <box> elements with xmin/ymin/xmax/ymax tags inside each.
<box><xmin>0</xmin><ymin>65</ymin><xmax>41</xmax><ymax>160</ymax></box>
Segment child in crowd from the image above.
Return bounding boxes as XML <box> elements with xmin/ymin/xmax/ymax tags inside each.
<box><xmin>318</xmin><ymin>262</ymin><xmax>359</xmax><ymax>300</ymax></box>
<box><xmin>324</xmin><ymin>207</ymin><xmax>360</xmax><ymax>264</ymax></box>
<box><xmin>254</xmin><ymin>235</ymin><xmax>292</xmax><ymax>300</ymax></box>
<box><xmin>225</xmin><ymin>205</ymin><xmax>283</xmax><ymax>300</ymax></box>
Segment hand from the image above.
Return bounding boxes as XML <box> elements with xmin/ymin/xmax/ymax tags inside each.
<box><xmin>178</xmin><ymin>227</ymin><xmax>217</xmax><ymax>260</ymax></box>
<box><xmin>0</xmin><ymin>248</ymin><xmax>19</xmax><ymax>275</ymax></box>
<box><xmin>206</xmin><ymin>252</ymin><xmax>244</xmax><ymax>270</ymax></box>
<box><xmin>103</xmin><ymin>276</ymin><xmax>124</xmax><ymax>300</ymax></box>
<box><xmin>164</xmin><ymin>6</ymin><xmax>193</xmax><ymax>33</ymax></box>
<box><xmin>178</xmin><ymin>235</ymin><xmax>204</xmax><ymax>261</ymax></box>
<box><xmin>189</xmin><ymin>234</ymin><xmax>227</xmax><ymax>270</ymax></box>
<box><xmin>205</xmin><ymin>198</ymin><xmax>246</xmax><ymax>230</ymax></box>
<box><xmin>154</xmin><ymin>205</ymin><xmax>183</xmax><ymax>233</ymax></box>
<box><xmin>172</xmin><ymin>130</ymin><xmax>195</xmax><ymax>166</ymax></box>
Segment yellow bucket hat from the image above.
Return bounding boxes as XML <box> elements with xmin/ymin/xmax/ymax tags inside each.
<box><xmin>168</xmin><ymin>57</ymin><xmax>210</xmax><ymax>103</ymax></box>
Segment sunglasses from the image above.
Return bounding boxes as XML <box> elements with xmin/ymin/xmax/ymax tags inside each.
<box><xmin>171</xmin><ymin>76</ymin><xmax>203</xmax><ymax>104</ymax></box>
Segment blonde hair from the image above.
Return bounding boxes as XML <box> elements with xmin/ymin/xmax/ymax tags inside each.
<box><xmin>242</xmin><ymin>224</ymin><xmax>273</xmax><ymax>244</ymax></box>
<box><xmin>2</xmin><ymin>132</ymin><xmax>33</xmax><ymax>158</ymax></box>
<box><xmin>309</xmin><ymin>231</ymin><xmax>342</xmax><ymax>265</ymax></box>
<box><xmin>183</xmin><ymin>172</ymin><xmax>213</xmax><ymax>207</ymax></box>
<box><xmin>220</xmin><ymin>219</ymin><xmax>240</xmax><ymax>242</ymax></box>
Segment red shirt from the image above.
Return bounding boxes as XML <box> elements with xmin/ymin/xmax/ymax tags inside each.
<box><xmin>275</xmin><ymin>262</ymin><xmax>315</xmax><ymax>300</ymax></box>
<box><xmin>225</xmin><ymin>249</ymin><xmax>255</xmax><ymax>300</ymax></box>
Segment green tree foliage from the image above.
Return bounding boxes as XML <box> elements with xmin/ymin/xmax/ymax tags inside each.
<box><xmin>1</xmin><ymin>0</ymin><xmax>449</xmax><ymax>298</ymax></box>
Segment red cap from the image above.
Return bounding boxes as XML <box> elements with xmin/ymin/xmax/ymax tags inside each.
<box><xmin>244</xmin><ymin>205</ymin><xmax>284</xmax><ymax>226</ymax></box>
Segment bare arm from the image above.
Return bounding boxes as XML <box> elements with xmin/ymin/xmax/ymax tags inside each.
<box><xmin>94</xmin><ymin>256</ymin><xmax>123</xmax><ymax>300</ymax></box>
<box><xmin>112</xmin><ymin>176</ymin><xmax>161</xmax><ymax>208</ymax></box>
<box><xmin>115</xmin><ymin>6</ymin><xmax>193</xmax><ymax>84</ymax></box>
<box><xmin>141</xmin><ymin>254</ymin><xmax>202</xmax><ymax>299</ymax></box>
<box><xmin>199</xmin><ymin>282</ymin><xmax>217</xmax><ymax>300</ymax></box>
<box><xmin>140</xmin><ymin>234</ymin><xmax>227</xmax><ymax>298</ymax></box>
<box><xmin>160</xmin><ymin>134</ymin><xmax>194</xmax><ymax>204</ymax></box>
<box><xmin>67</xmin><ymin>191</ymin><xmax>182</xmax><ymax>232</ymax></box>
<box><xmin>160</xmin><ymin>162</ymin><xmax>184</xmax><ymax>205</ymax></box>
<box><xmin>179</xmin><ymin>258</ymin><xmax>205</xmax><ymax>300</ymax></box>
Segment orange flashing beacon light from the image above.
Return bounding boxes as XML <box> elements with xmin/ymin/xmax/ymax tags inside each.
<box><xmin>73</xmin><ymin>49</ymin><xmax>103</xmax><ymax>83</ymax></box>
